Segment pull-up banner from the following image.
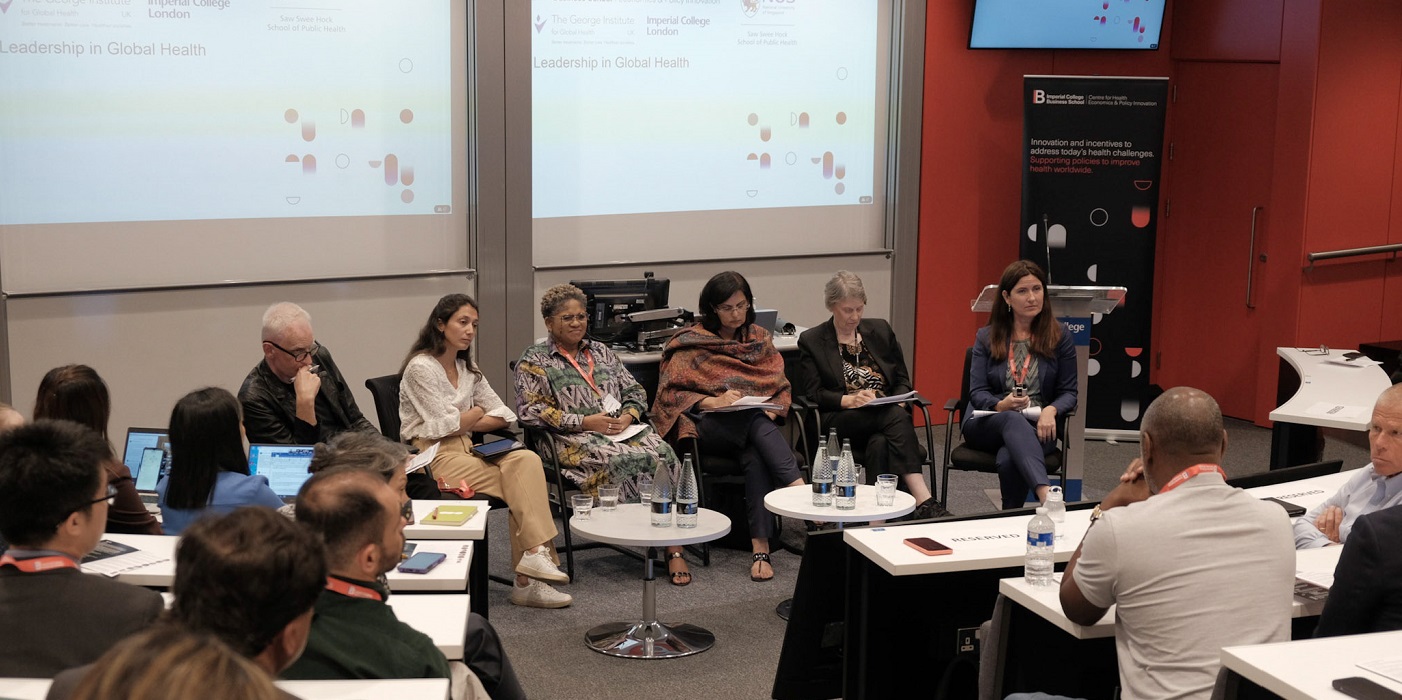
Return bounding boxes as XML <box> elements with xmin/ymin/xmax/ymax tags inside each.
<box><xmin>1021</xmin><ymin>75</ymin><xmax>1168</xmax><ymax>433</ymax></box>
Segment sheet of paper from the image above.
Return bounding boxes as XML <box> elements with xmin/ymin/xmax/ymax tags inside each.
<box><xmin>861</xmin><ymin>391</ymin><xmax>919</xmax><ymax>408</ymax></box>
<box><xmin>1358</xmin><ymin>658</ymin><xmax>1402</xmax><ymax>685</ymax></box>
<box><xmin>601</xmin><ymin>394</ymin><xmax>622</xmax><ymax>414</ymax></box>
<box><xmin>1304</xmin><ymin>402</ymin><xmax>1368</xmax><ymax>421</ymax></box>
<box><xmin>1296</xmin><ymin>570</ymin><xmax>1335</xmax><ymax>590</ymax></box>
<box><xmin>81</xmin><ymin>549</ymin><xmax>171</xmax><ymax>578</ymax></box>
<box><xmin>605</xmin><ymin>424</ymin><xmax>647</xmax><ymax>443</ymax></box>
<box><xmin>407</xmin><ymin>441</ymin><xmax>440</xmax><ymax>474</ymax></box>
<box><xmin>1327</xmin><ymin>357</ymin><xmax>1383</xmax><ymax>368</ymax></box>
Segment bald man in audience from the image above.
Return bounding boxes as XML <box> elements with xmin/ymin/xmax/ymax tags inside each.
<box><xmin>0</xmin><ymin>420</ymin><xmax>163</xmax><ymax>677</ymax></box>
<box><xmin>1314</xmin><ymin>383</ymin><xmax>1402</xmax><ymax>637</ymax></box>
<box><xmin>1053</xmin><ymin>388</ymin><xmax>1294</xmax><ymax>700</ymax></box>
<box><xmin>48</xmin><ymin>507</ymin><xmax>326</xmax><ymax>699</ymax></box>
<box><xmin>239</xmin><ymin>302</ymin><xmax>378</xmax><ymax>445</ymax></box>
<box><xmin>1294</xmin><ymin>383</ymin><xmax>1402</xmax><ymax>548</ymax></box>
<box><xmin>286</xmin><ymin>469</ymin><xmax>524</xmax><ymax>699</ymax></box>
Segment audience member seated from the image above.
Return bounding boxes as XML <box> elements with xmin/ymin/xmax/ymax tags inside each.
<box><xmin>33</xmin><ymin>365</ymin><xmax>160</xmax><ymax>535</ymax></box>
<box><xmin>515</xmin><ymin>283</ymin><xmax>692</xmax><ymax>585</ymax></box>
<box><xmin>399</xmin><ymin>293</ymin><xmax>571</xmax><ymax>609</ymax></box>
<box><xmin>963</xmin><ymin>260</ymin><xmax>1077</xmax><ymax>509</ymax></box>
<box><xmin>66</xmin><ymin>625</ymin><xmax>282</xmax><ymax>700</ymax></box>
<box><xmin>1294</xmin><ymin>383</ymin><xmax>1402</xmax><ymax>548</ymax></box>
<box><xmin>240</xmin><ymin>302</ymin><xmax>378</xmax><ymax>446</ymax></box>
<box><xmin>1314</xmin><ymin>386</ymin><xmax>1402</xmax><ymax>637</ymax></box>
<box><xmin>0</xmin><ymin>401</ymin><xmax>25</xmax><ymax>433</ymax></box>
<box><xmin>287</xmin><ymin>469</ymin><xmax>525</xmax><ymax>699</ymax></box>
<box><xmin>1055</xmin><ymin>387</ymin><xmax>1293</xmax><ymax>700</ymax></box>
<box><xmin>48</xmin><ymin>507</ymin><xmax>325</xmax><ymax>700</ymax></box>
<box><xmin>157</xmin><ymin>388</ymin><xmax>283</xmax><ymax>535</ymax></box>
<box><xmin>652</xmin><ymin>271</ymin><xmax>804</xmax><ymax>583</ymax></box>
<box><xmin>0</xmin><ymin>420</ymin><xmax>163</xmax><ymax>677</ymax></box>
<box><xmin>797</xmin><ymin>270</ymin><xmax>943</xmax><ymax>519</ymax></box>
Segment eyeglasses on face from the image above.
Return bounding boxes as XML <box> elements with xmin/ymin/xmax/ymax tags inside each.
<box><xmin>553</xmin><ymin>313</ymin><xmax>588</xmax><ymax>324</ymax></box>
<box><xmin>82</xmin><ymin>482</ymin><xmax>119</xmax><ymax>509</ymax></box>
<box><xmin>268</xmin><ymin>339</ymin><xmax>321</xmax><ymax>362</ymax></box>
<box><xmin>715</xmin><ymin>301</ymin><xmax>750</xmax><ymax>314</ymax></box>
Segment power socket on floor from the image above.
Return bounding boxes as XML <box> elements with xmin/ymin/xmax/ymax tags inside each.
<box><xmin>956</xmin><ymin>627</ymin><xmax>979</xmax><ymax>656</ymax></box>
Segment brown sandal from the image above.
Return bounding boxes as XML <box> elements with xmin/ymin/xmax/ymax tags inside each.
<box><xmin>751</xmin><ymin>552</ymin><xmax>774</xmax><ymax>582</ymax></box>
<box><xmin>667</xmin><ymin>551</ymin><xmax>692</xmax><ymax>586</ymax></box>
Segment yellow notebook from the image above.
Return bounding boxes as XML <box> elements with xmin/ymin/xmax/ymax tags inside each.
<box><xmin>423</xmin><ymin>505</ymin><xmax>478</xmax><ymax>526</ymax></box>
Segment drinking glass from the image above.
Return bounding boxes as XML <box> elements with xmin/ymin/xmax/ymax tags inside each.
<box><xmin>875</xmin><ymin>474</ymin><xmax>898</xmax><ymax>507</ymax></box>
<box><xmin>571</xmin><ymin>494</ymin><xmax>594</xmax><ymax>521</ymax></box>
<box><xmin>598</xmin><ymin>485</ymin><xmax>620</xmax><ymax>512</ymax></box>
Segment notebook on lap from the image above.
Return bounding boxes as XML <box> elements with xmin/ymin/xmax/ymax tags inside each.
<box><xmin>247</xmin><ymin>444</ymin><xmax>316</xmax><ymax>503</ymax></box>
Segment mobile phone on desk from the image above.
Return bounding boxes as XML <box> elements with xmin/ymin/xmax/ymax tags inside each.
<box><xmin>398</xmin><ymin>551</ymin><xmax>446</xmax><ymax>574</ymax></box>
<box><xmin>1333</xmin><ymin>677</ymin><xmax>1402</xmax><ymax>700</ymax></box>
<box><xmin>903</xmin><ymin>537</ymin><xmax>953</xmax><ymax>556</ymax></box>
<box><xmin>1261</xmin><ymin>496</ymin><xmax>1306</xmax><ymax>517</ymax></box>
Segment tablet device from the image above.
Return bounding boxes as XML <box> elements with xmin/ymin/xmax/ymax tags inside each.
<box><xmin>471</xmin><ymin>438</ymin><xmax>524</xmax><ymax>459</ymax></box>
<box><xmin>1333</xmin><ymin>677</ymin><xmax>1402</xmax><ymax>700</ymax></box>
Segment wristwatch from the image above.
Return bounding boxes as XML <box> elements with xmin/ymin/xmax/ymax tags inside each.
<box><xmin>1088</xmin><ymin>505</ymin><xmax>1104</xmax><ymax>524</ymax></box>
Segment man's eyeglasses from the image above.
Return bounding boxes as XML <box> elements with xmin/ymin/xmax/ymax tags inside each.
<box><xmin>715</xmin><ymin>301</ymin><xmax>750</xmax><ymax>314</ymax></box>
<box><xmin>267</xmin><ymin>339</ymin><xmax>321</xmax><ymax>362</ymax></box>
<box><xmin>83</xmin><ymin>482</ymin><xmax>119</xmax><ymax>508</ymax></box>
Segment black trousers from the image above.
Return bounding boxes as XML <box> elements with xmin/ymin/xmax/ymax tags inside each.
<box><xmin>823</xmin><ymin>405</ymin><xmax>922</xmax><ymax>483</ymax></box>
<box><xmin>694</xmin><ymin>410</ymin><xmax>802</xmax><ymax>540</ymax></box>
<box><xmin>465</xmin><ymin>612</ymin><xmax>525</xmax><ymax>700</ymax></box>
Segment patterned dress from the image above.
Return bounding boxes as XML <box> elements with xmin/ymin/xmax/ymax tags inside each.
<box><xmin>514</xmin><ymin>338</ymin><xmax>678</xmax><ymax>499</ymax></box>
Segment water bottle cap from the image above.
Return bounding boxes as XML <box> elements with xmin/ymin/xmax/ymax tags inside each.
<box><xmin>1035</xmin><ymin>507</ymin><xmax>1048</xmax><ymax>515</ymax></box>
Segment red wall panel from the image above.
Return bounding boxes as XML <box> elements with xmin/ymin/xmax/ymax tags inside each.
<box><xmin>1171</xmin><ymin>0</ymin><xmax>1283</xmax><ymax>62</ymax></box>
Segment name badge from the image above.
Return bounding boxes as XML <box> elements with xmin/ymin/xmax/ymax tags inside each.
<box><xmin>601</xmin><ymin>394</ymin><xmax>623</xmax><ymax>414</ymax></box>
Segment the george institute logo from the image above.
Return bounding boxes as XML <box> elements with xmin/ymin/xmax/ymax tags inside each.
<box><xmin>533</xmin><ymin>14</ymin><xmax>546</xmax><ymax>33</ymax></box>
<box><xmin>0</xmin><ymin>0</ymin><xmax>14</xmax><ymax>16</ymax></box>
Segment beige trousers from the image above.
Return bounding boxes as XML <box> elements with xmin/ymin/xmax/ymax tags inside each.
<box><xmin>414</xmin><ymin>435</ymin><xmax>560</xmax><ymax>569</ymax></box>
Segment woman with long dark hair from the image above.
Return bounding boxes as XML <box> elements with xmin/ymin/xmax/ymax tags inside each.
<box><xmin>653</xmin><ymin>271</ymin><xmax>804</xmax><ymax>582</ymax></box>
<box><xmin>33</xmin><ymin>365</ymin><xmax>161</xmax><ymax>535</ymax></box>
<box><xmin>157</xmin><ymin>387</ymin><xmax>282</xmax><ymax>535</ymax></box>
<box><xmin>963</xmin><ymin>260</ymin><xmax>1078</xmax><ymax>509</ymax></box>
<box><xmin>398</xmin><ymin>293</ymin><xmax>572</xmax><ymax>609</ymax></box>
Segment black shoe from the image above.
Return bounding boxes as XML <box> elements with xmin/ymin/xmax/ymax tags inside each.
<box><xmin>911</xmin><ymin>498</ymin><xmax>951</xmax><ymax>520</ymax></box>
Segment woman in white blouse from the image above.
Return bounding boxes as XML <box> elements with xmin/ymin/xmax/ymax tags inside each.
<box><xmin>399</xmin><ymin>293</ymin><xmax>572</xmax><ymax>609</ymax></box>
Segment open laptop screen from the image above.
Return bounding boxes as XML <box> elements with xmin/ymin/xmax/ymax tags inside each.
<box><xmin>247</xmin><ymin>444</ymin><xmax>316</xmax><ymax>500</ymax></box>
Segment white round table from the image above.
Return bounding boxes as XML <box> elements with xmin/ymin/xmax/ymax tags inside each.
<box><xmin>569</xmin><ymin>503</ymin><xmax>731</xmax><ymax>659</ymax></box>
<box><xmin>763</xmin><ymin>484</ymin><xmax>916</xmax><ymax>619</ymax></box>
<box><xmin>763</xmin><ymin>484</ymin><xmax>917</xmax><ymax>525</ymax></box>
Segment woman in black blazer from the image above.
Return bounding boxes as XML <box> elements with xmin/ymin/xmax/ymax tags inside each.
<box><xmin>964</xmin><ymin>260</ymin><xmax>1077</xmax><ymax>509</ymax></box>
<box><xmin>798</xmin><ymin>271</ymin><xmax>944</xmax><ymax>519</ymax></box>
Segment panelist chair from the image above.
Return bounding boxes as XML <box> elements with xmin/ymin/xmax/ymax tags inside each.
<box><xmin>941</xmin><ymin>347</ymin><xmax>1072</xmax><ymax>510</ymax></box>
<box><xmin>794</xmin><ymin>392</ymin><xmax>940</xmax><ymax>502</ymax></box>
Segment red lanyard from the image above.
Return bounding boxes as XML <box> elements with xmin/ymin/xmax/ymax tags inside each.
<box><xmin>1007</xmin><ymin>343</ymin><xmax>1032</xmax><ymax>386</ymax></box>
<box><xmin>561</xmin><ymin>347</ymin><xmax>602</xmax><ymax>396</ymax></box>
<box><xmin>1158</xmin><ymin>464</ymin><xmax>1225</xmax><ymax>494</ymax></box>
<box><xmin>0</xmin><ymin>554</ymin><xmax>78</xmax><ymax>573</ymax></box>
<box><xmin>324</xmin><ymin>576</ymin><xmax>383</xmax><ymax>601</ymax></box>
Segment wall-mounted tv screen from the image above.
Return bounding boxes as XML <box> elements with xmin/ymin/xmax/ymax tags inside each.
<box><xmin>969</xmin><ymin>0</ymin><xmax>1165</xmax><ymax>50</ymax></box>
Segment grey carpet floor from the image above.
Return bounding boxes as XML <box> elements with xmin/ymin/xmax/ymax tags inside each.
<box><xmin>481</xmin><ymin>419</ymin><xmax>1371</xmax><ymax>699</ymax></box>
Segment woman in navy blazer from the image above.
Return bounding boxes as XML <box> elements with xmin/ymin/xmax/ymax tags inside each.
<box><xmin>964</xmin><ymin>260</ymin><xmax>1077</xmax><ymax>509</ymax></box>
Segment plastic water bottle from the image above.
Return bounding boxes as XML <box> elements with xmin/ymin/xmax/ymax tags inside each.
<box><xmin>1045</xmin><ymin>486</ymin><xmax>1066</xmax><ymax>524</ymax></box>
<box><xmin>834</xmin><ymin>440</ymin><xmax>857</xmax><ymax>510</ymax></box>
<box><xmin>675</xmin><ymin>456</ymin><xmax>698</xmax><ymax>528</ymax></box>
<box><xmin>811</xmin><ymin>432</ymin><xmax>835</xmax><ymax>507</ymax></box>
<box><xmin>650</xmin><ymin>463</ymin><xmax>673</xmax><ymax>528</ymax></box>
<box><xmin>1025</xmin><ymin>507</ymin><xmax>1055</xmax><ymax>587</ymax></box>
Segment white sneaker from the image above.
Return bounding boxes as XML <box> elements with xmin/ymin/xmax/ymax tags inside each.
<box><xmin>510</xmin><ymin>579</ymin><xmax>573</xmax><ymax>609</ymax></box>
<box><xmin>515</xmin><ymin>549</ymin><xmax>569</xmax><ymax>584</ymax></box>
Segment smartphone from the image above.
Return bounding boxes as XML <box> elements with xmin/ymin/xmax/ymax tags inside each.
<box><xmin>1261</xmin><ymin>496</ymin><xmax>1306</xmax><ymax>517</ymax></box>
<box><xmin>471</xmin><ymin>438</ymin><xmax>523</xmax><ymax>458</ymax></box>
<box><xmin>397</xmin><ymin>551</ymin><xmax>446</xmax><ymax>574</ymax></box>
<box><xmin>903</xmin><ymin>537</ymin><xmax>953</xmax><ymax>556</ymax></box>
<box><xmin>401</xmin><ymin>542</ymin><xmax>417</xmax><ymax>560</ymax></box>
<box><xmin>1333</xmin><ymin>677</ymin><xmax>1402</xmax><ymax>700</ymax></box>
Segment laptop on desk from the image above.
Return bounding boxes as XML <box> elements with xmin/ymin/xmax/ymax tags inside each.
<box><xmin>248</xmin><ymin>444</ymin><xmax>316</xmax><ymax>503</ymax></box>
<box><xmin>121</xmin><ymin>427</ymin><xmax>170</xmax><ymax>508</ymax></box>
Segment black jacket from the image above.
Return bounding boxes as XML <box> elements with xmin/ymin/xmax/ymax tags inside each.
<box><xmin>238</xmin><ymin>345</ymin><xmax>376</xmax><ymax>445</ymax></box>
<box><xmin>797</xmin><ymin>318</ymin><xmax>913</xmax><ymax>412</ymax></box>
